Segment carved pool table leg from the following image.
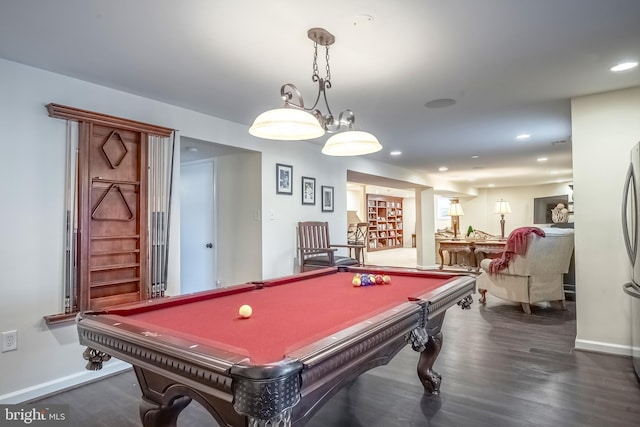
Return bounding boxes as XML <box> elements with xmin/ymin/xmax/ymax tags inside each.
<box><xmin>406</xmin><ymin>311</ymin><xmax>447</xmax><ymax>395</ymax></box>
<box><xmin>416</xmin><ymin>331</ymin><xmax>443</xmax><ymax>395</ymax></box>
<box><xmin>140</xmin><ymin>395</ymin><xmax>192</xmax><ymax>427</ymax></box>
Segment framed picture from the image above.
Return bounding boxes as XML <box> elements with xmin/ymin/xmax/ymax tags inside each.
<box><xmin>321</xmin><ymin>185</ymin><xmax>334</xmax><ymax>212</ymax></box>
<box><xmin>301</xmin><ymin>176</ymin><xmax>316</xmax><ymax>205</ymax></box>
<box><xmin>276</xmin><ymin>163</ymin><xmax>293</xmax><ymax>195</ymax></box>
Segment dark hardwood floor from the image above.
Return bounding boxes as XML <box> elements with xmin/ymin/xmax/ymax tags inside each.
<box><xmin>33</xmin><ymin>295</ymin><xmax>640</xmax><ymax>426</ymax></box>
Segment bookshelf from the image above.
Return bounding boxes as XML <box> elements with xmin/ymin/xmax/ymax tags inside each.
<box><xmin>366</xmin><ymin>195</ymin><xmax>404</xmax><ymax>251</ymax></box>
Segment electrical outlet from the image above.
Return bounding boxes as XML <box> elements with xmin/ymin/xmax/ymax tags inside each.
<box><xmin>1</xmin><ymin>330</ymin><xmax>17</xmax><ymax>352</ymax></box>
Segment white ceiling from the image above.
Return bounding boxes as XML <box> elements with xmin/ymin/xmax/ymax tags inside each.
<box><xmin>2</xmin><ymin>1</ymin><xmax>640</xmax><ymax>190</ymax></box>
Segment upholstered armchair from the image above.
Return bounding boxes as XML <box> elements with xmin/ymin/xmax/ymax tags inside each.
<box><xmin>476</xmin><ymin>227</ymin><xmax>574</xmax><ymax>314</ymax></box>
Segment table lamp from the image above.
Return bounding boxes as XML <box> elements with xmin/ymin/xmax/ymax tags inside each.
<box><xmin>495</xmin><ymin>199</ymin><xmax>512</xmax><ymax>239</ymax></box>
<box><xmin>448</xmin><ymin>199</ymin><xmax>464</xmax><ymax>239</ymax></box>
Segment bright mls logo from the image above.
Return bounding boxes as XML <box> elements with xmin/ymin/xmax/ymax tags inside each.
<box><xmin>0</xmin><ymin>405</ymin><xmax>69</xmax><ymax>426</ymax></box>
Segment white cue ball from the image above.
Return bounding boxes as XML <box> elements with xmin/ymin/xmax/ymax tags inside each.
<box><xmin>239</xmin><ymin>304</ymin><xmax>253</xmax><ymax>318</ymax></box>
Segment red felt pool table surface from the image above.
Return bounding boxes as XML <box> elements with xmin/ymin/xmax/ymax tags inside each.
<box><xmin>105</xmin><ymin>268</ymin><xmax>458</xmax><ymax>364</ymax></box>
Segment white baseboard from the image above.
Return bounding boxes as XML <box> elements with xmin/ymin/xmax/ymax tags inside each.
<box><xmin>0</xmin><ymin>360</ymin><xmax>131</xmax><ymax>404</ymax></box>
<box><xmin>416</xmin><ymin>264</ymin><xmax>441</xmax><ymax>270</ymax></box>
<box><xmin>574</xmin><ymin>338</ymin><xmax>632</xmax><ymax>357</ymax></box>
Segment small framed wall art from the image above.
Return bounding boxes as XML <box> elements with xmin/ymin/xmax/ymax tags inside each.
<box><xmin>301</xmin><ymin>176</ymin><xmax>316</xmax><ymax>205</ymax></box>
<box><xmin>321</xmin><ymin>185</ymin><xmax>334</xmax><ymax>212</ymax></box>
<box><xmin>276</xmin><ymin>163</ymin><xmax>293</xmax><ymax>195</ymax></box>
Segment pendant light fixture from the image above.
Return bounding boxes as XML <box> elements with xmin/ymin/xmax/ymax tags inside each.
<box><xmin>249</xmin><ymin>28</ymin><xmax>382</xmax><ymax>156</ymax></box>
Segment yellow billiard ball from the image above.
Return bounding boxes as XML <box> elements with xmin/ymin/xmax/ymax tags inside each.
<box><xmin>239</xmin><ymin>304</ymin><xmax>253</xmax><ymax>319</ymax></box>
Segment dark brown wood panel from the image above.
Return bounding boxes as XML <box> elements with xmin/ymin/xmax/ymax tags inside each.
<box><xmin>83</xmin><ymin>124</ymin><xmax>147</xmax><ymax>310</ymax></box>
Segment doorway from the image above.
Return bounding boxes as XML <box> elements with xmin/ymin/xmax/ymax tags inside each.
<box><xmin>178</xmin><ymin>136</ymin><xmax>263</xmax><ymax>293</ymax></box>
<box><xmin>180</xmin><ymin>159</ymin><xmax>217</xmax><ymax>293</ymax></box>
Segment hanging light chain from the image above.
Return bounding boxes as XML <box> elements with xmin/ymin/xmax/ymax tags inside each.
<box><xmin>325</xmin><ymin>46</ymin><xmax>331</xmax><ymax>83</ymax></box>
<box><xmin>312</xmin><ymin>42</ymin><xmax>319</xmax><ymax>80</ymax></box>
<box><xmin>311</xmin><ymin>42</ymin><xmax>332</xmax><ymax>83</ymax></box>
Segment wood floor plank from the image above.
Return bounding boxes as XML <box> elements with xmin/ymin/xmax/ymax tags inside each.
<box><xmin>31</xmin><ymin>295</ymin><xmax>640</xmax><ymax>426</ymax></box>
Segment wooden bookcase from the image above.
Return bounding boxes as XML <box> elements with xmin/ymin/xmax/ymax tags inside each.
<box><xmin>366</xmin><ymin>195</ymin><xmax>404</xmax><ymax>251</ymax></box>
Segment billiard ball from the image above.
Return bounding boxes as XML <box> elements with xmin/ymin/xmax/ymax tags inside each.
<box><xmin>383</xmin><ymin>275</ymin><xmax>391</xmax><ymax>284</ymax></box>
<box><xmin>375</xmin><ymin>274</ymin><xmax>383</xmax><ymax>285</ymax></box>
<box><xmin>352</xmin><ymin>277</ymin><xmax>361</xmax><ymax>286</ymax></box>
<box><xmin>239</xmin><ymin>304</ymin><xmax>253</xmax><ymax>318</ymax></box>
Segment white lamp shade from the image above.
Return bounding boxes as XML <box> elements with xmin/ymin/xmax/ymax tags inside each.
<box><xmin>448</xmin><ymin>202</ymin><xmax>464</xmax><ymax>216</ymax></box>
<box><xmin>347</xmin><ymin>210</ymin><xmax>362</xmax><ymax>224</ymax></box>
<box><xmin>495</xmin><ymin>200</ymin><xmax>512</xmax><ymax>214</ymax></box>
<box><xmin>321</xmin><ymin>130</ymin><xmax>382</xmax><ymax>156</ymax></box>
<box><xmin>249</xmin><ymin>108</ymin><xmax>325</xmax><ymax>140</ymax></box>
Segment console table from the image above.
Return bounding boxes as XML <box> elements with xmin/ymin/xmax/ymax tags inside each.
<box><xmin>474</xmin><ymin>240</ymin><xmax>507</xmax><ymax>270</ymax></box>
<box><xmin>439</xmin><ymin>240</ymin><xmax>506</xmax><ymax>271</ymax></box>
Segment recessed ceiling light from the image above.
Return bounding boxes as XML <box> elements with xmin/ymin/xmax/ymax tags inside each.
<box><xmin>516</xmin><ymin>134</ymin><xmax>531</xmax><ymax>140</ymax></box>
<box><xmin>186</xmin><ymin>147</ymin><xmax>198</xmax><ymax>152</ymax></box>
<box><xmin>537</xmin><ymin>157</ymin><xmax>548</xmax><ymax>162</ymax></box>
<box><xmin>471</xmin><ymin>155</ymin><xmax>480</xmax><ymax>159</ymax></box>
<box><xmin>438</xmin><ymin>166</ymin><xmax>448</xmax><ymax>172</ymax></box>
<box><xmin>488</xmin><ymin>184</ymin><xmax>495</xmax><ymax>187</ymax></box>
<box><xmin>611</xmin><ymin>61</ymin><xmax>638</xmax><ymax>72</ymax></box>
<box><xmin>390</xmin><ymin>150</ymin><xmax>402</xmax><ymax>156</ymax></box>
<box><xmin>425</xmin><ymin>98</ymin><xmax>457</xmax><ymax>108</ymax></box>
<box><xmin>353</xmin><ymin>14</ymin><xmax>374</xmax><ymax>26</ymax></box>
<box><xmin>550</xmin><ymin>171</ymin><xmax>558</xmax><ymax>175</ymax></box>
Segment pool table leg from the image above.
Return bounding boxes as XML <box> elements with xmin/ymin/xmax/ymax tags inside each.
<box><xmin>139</xmin><ymin>395</ymin><xmax>192</xmax><ymax>427</ymax></box>
<box><xmin>407</xmin><ymin>312</ymin><xmax>446</xmax><ymax>395</ymax></box>
<box><xmin>416</xmin><ymin>331</ymin><xmax>443</xmax><ymax>394</ymax></box>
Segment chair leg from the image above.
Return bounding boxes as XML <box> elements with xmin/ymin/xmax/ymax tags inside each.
<box><xmin>521</xmin><ymin>303</ymin><xmax>532</xmax><ymax>314</ymax></box>
<box><xmin>478</xmin><ymin>288</ymin><xmax>487</xmax><ymax>304</ymax></box>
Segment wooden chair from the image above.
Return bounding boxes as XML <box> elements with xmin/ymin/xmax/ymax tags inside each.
<box><xmin>347</xmin><ymin>222</ymin><xmax>368</xmax><ymax>264</ymax></box>
<box><xmin>298</xmin><ymin>221</ymin><xmax>362</xmax><ymax>272</ymax></box>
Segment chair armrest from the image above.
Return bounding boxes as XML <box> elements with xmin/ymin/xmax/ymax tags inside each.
<box><xmin>479</xmin><ymin>258</ymin><xmax>492</xmax><ymax>273</ymax></box>
<box><xmin>332</xmin><ymin>243</ymin><xmax>366</xmax><ymax>249</ymax></box>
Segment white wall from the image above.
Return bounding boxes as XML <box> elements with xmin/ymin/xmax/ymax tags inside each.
<box><xmin>402</xmin><ymin>197</ymin><xmax>416</xmax><ymax>247</ymax></box>
<box><xmin>571</xmin><ymin>86</ymin><xmax>640</xmax><ymax>354</ymax></box>
<box><xmin>217</xmin><ymin>152</ymin><xmax>262</xmax><ymax>286</ymax></box>
<box><xmin>0</xmin><ymin>58</ymin><xmax>439</xmax><ymax>401</ymax></box>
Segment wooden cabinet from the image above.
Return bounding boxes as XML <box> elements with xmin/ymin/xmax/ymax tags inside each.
<box><xmin>45</xmin><ymin>104</ymin><xmax>173</xmax><ymax>323</ymax></box>
<box><xmin>367</xmin><ymin>195</ymin><xmax>404</xmax><ymax>251</ymax></box>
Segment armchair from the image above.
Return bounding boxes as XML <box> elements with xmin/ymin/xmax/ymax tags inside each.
<box><xmin>476</xmin><ymin>227</ymin><xmax>574</xmax><ymax>314</ymax></box>
<box><xmin>298</xmin><ymin>221</ymin><xmax>362</xmax><ymax>272</ymax></box>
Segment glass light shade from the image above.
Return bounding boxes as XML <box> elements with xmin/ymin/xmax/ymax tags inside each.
<box><xmin>321</xmin><ymin>131</ymin><xmax>382</xmax><ymax>156</ymax></box>
<box><xmin>249</xmin><ymin>108</ymin><xmax>325</xmax><ymax>140</ymax></box>
<box><xmin>495</xmin><ymin>200</ymin><xmax>512</xmax><ymax>214</ymax></box>
<box><xmin>448</xmin><ymin>203</ymin><xmax>464</xmax><ymax>216</ymax></box>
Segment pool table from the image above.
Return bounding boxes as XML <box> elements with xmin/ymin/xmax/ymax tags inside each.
<box><xmin>76</xmin><ymin>267</ymin><xmax>475</xmax><ymax>427</ymax></box>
